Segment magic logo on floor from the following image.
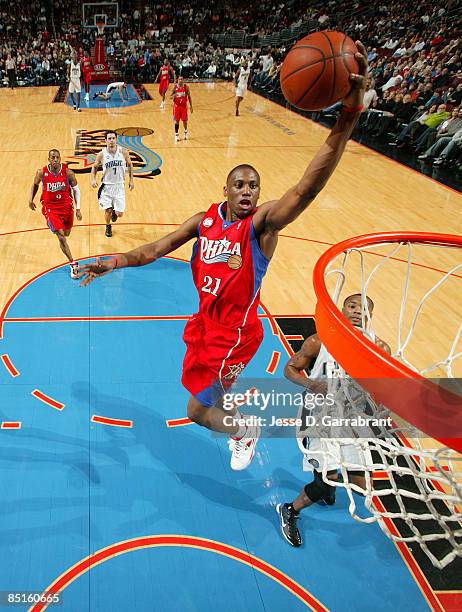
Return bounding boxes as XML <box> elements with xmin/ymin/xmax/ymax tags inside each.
<box><xmin>65</xmin><ymin>128</ymin><xmax>162</xmax><ymax>179</ymax></box>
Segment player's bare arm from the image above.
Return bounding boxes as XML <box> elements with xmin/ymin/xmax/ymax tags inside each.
<box><xmin>284</xmin><ymin>334</ymin><xmax>326</xmax><ymax>393</ymax></box>
<box><xmin>29</xmin><ymin>169</ymin><xmax>43</xmax><ymax>210</ymax></box>
<box><xmin>79</xmin><ymin>212</ymin><xmax>205</xmax><ymax>285</ymax></box>
<box><xmin>90</xmin><ymin>151</ymin><xmax>103</xmax><ymax>187</ymax></box>
<box><xmin>67</xmin><ymin>168</ymin><xmax>82</xmax><ymax>221</ymax></box>
<box><xmin>123</xmin><ymin>149</ymin><xmax>135</xmax><ymax>190</ymax></box>
<box><xmin>376</xmin><ymin>337</ymin><xmax>391</xmax><ymax>354</ymax></box>
<box><xmin>252</xmin><ymin>41</ymin><xmax>368</xmax><ymax>259</ymax></box>
<box><xmin>186</xmin><ymin>85</ymin><xmax>193</xmax><ymax>112</ymax></box>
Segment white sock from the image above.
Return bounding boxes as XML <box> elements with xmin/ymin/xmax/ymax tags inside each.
<box><xmin>234</xmin><ymin>423</ymin><xmax>247</xmax><ymax>439</ymax></box>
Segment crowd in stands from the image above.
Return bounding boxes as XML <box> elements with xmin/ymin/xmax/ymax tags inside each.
<box><xmin>0</xmin><ymin>1</ymin><xmax>460</xmax><ymax>167</ymax></box>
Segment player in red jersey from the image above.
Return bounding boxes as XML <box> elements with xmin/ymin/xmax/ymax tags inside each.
<box><xmin>78</xmin><ymin>43</ymin><xmax>368</xmax><ymax>471</ymax></box>
<box><xmin>171</xmin><ymin>76</ymin><xmax>193</xmax><ymax>141</ymax></box>
<box><xmin>81</xmin><ymin>50</ymin><xmax>93</xmax><ymax>102</ymax></box>
<box><xmin>155</xmin><ymin>59</ymin><xmax>175</xmax><ymax>109</ymax></box>
<box><xmin>29</xmin><ymin>149</ymin><xmax>82</xmax><ymax>279</ymax></box>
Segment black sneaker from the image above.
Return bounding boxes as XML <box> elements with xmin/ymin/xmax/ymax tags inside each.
<box><xmin>105</xmin><ymin>224</ymin><xmax>112</xmax><ymax>237</ymax></box>
<box><xmin>111</xmin><ymin>209</ymin><xmax>118</xmax><ymax>222</ymax></box>
<box><xmin>276</xmin><ymin>503</ymin><xmax>301</xmax><ymax>547</ymax></box>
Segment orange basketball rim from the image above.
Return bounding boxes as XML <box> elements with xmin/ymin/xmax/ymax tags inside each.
<box><xmin>313</xmin><ymin>232</ymin><xmax>462</xmax><ymax>453</ymax></box>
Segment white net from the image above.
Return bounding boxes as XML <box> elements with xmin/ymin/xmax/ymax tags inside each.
<box><xmin>309</xmin><ymin>238</ymin><xmax>462</xmax><ymax>569</ymax></box>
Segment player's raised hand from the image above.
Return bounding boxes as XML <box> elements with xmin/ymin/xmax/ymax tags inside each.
<box><xmin>78</xmin><ymin>256</ymin><xmax>117</xmax><ymax>286</ymax></box>
<box><xmin>343</xmin><ymin>40</ymin><xmax>368</xmax><ymax>108</ymax></box>
<box><xmin>29</xmin><ymin>201</ymin><xmax>36</xmax><ymax>211</ymax></box>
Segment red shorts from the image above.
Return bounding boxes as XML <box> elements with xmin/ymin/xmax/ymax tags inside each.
<box><xmin>83</xmin><ymin>72</ymin><xmax>92</xmax><ymax>85</ymax></box>
<box><xmin>173</xmin><ymin>104</ymin><xmax>188</xmax><ymax>122</ymax></box>
<box><xmin>159</xmin><ymin>80</ymin><xmax>169</xmax><ymax>95</ymax></box>
<box><xmin>42</xmin><ymin>206</ymin><xmax>74</xmax><ymax>233</ymax></box>
<box><xmin>182</xmin><ymin>313</ymin><xmax>263</xmax><ymax>407</ymax></box>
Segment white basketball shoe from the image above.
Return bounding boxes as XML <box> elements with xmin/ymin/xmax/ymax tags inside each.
<box><xmin>230</xmin><ymin>424</ymin><xmax>260</xmax><ymax>470</ymax></box>
<box><xmin>70</xmin><ymin>262</ymin><xmax>79</xmax><ymax>279</ymax></box>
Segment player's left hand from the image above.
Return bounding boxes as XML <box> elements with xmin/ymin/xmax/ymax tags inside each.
<box><xmin>76</xmin><ymin>210</ymin><xmax>82</xmax><ymax>221</ymax></box>
<box><xmin>343</xmin><ymin>40</ymin><xmax>368</xmax><ymax>108</ymax></box>
<box><xmin>129</xmin><ymin>181</ymin><xmax>135</xmax><ymax>191</ymax></box>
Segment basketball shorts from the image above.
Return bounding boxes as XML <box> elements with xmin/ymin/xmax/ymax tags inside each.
<box><xmin>43</xmin><ymin>206</ymin><xmax>74</xmax><ymax>233</ymax></box>
<box><xmin>300</xmin><ymin>437</ymin><xmax>372</xmax><ymax>473</ymax></box>
<box><xmin>182</xmin><ymin>313</ymin><xmax>263</xmax><ymax>408</ymax></box>
<box><xmin>68</xmin><ymin>78</ymin><xmax>81</xmax><ymax>94</ymax></box>
<box><xmin>236</xmin><ymin>86</ymin><xmax>247</xmax><ymax>98</ymax></box>
<box><xmin>159</xmin><ymin>80</ymin><xmax>169</xmax><ymax>95</ymax></box>
<box><xmin>173</xmin><ymin>105</ymin><xmax>188</xmax><ymax>122</ymax></box>
<box><xmin>83</xmin><ymin>72</ymin><xmax>92</xmax><ymax>85</ymax></box>
<box><xmin>98</xmin><ymin>183</ymin><xmax>126</xmax><ymax>212</ymax></box>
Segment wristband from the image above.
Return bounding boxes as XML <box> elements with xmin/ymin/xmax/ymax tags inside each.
<box><xmin>342</xmin><ymin>104</ymin><xmax>364</xmax><ymax>113</ymax></box>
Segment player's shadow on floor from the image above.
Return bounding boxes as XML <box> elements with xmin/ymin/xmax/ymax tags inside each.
<box><xmin>70</xmin><ymin>383</ymin><xmax>274</xmax><ymax>524</ymax></box>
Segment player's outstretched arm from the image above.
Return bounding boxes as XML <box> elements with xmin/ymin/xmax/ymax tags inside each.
<box><xmin>29</xmin><ymin>169</ymin><xmax>43</xmax><ymax>210</ymax></box>
<box><xmin>262</xmin><ymin>41</ymin><xmax>368</xmax><ymax>232</ymax></box>
<box><xmin>78</xmin><ymin>212</ymin><xmax>204</xmax><ymax>286</ymax></box>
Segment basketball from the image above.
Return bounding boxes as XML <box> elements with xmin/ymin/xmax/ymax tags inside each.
<box><xmin>227</xmin><ymin>254</ymin><xmax>243</xmax><ymax>269</ymax></box>
<box><xmin>280</xmin><ymin>31</ymin><xmax>359</xmax><ymax>111</ymax></box>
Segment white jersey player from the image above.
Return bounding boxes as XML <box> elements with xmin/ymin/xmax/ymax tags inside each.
<box><xmin>68</xmin><ymin>51</ymin><xmax>81</xmax><ymax>111</ymax></box>
<box><xmin>276</xmin><ymin>294</ymin><xmax>391</xmax><ymax>547</ymax></box>
<box><xmin>235</xmin><ymin>61</ymin><xmax>251</xmax><ymax>116</ymax></box>
<box><xmin>93</xmin><ymin>81</ymin><xmax>129</xmax><ymax>101</ymax></box>
<box><xmin>90</xmin><ymin>131</ymin><xmax>134</xmax><ymax>238</ymax></box>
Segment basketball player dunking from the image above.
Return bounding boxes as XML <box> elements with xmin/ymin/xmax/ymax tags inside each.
<box><xmin>156</xmin><ymin>59</ymin><xmax>175</xmax><ymax>109</ymax></box>
<box><xmin>90</xmin><ymin>131</ymin><xmax>134</xmax><ymax>238</ymax></box>
<box><xmin>171</xmin><ymin>76</ymin><xmax>193</xmax><ymax>141</ymax></box>
<box><xmin>29</xmin><ymin>149</ymin><xmax>82</xmax><ymax>278</ymax></box>
<box><xmin>78</xmin><ymin>42</ymin><xmax>368</xmax><ymax>472</ymax></box>
<box><xmin>68</xmin><ymin>51</ymin><xmax>82</xmax><ymax>111</ymax></box>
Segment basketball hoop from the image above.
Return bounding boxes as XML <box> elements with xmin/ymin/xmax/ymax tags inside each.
<box><xmin>96</xmin><ymin>21</ymin><xmax>105</xmax><ymax>37</ymax></box>
<box><xmin>310</xmin><ymin>232</ymin><xmax>462</xmax><ymax>569</ymax></box>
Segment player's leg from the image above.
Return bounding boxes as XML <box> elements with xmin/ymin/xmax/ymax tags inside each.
<box><xmin>159</xmin><ymin>83</ymin><xmax>166</xmax><ymax>108</ymax></box>
<box><xmin>276</xmin><ymin>469</ymin><xmax>337</xmax><ymax>547</ymax></box>
<box><xmin>84</xmin><ymin>74</ymin><xmax>90</xmax><ymax>100</ymax></box>
<box><xmin>174</xmin><ymin>121</ymin><xmax>180</xmax><ymax>141</ymax></box>
<box><xmin>112</xmin><ymin>188</ymin><xmax>125</xmax><ymax>222</ymax></box>
<box><xmin>183</xmin><ymin>316</ymin><xmax>262</xmax><ymax>469</ymax></box>
<box><xmin>98</xmin><ymin>185</ymin><xmax>114</xmax><ymax>237</ymax></box>
<box><xmin>187</xmin><ymin>395</ymin><xmax>240</xmax><ymax>434</ymax></box>
<box><xmin>55</xmin><ymin>230</ymin><xmax>73</xmax><ymax>261</ymax></box>
<box><xmin>63</xmin><ymin>227</ymin><xmax>80</xmax><ymax>279</ymax></box>
<box><xmin>76</xmin><ymin>91</ymin><xmax>81</xmax><ymax>111</ymax></box>
<box><xmin>69</xmin><ymin>81</ymin><xmax>77</xmax><ymax>109</ymax></box>
<box><xmin>183</xmin><ymin>116</ymin><xmax>188</xmax><ymax>140</ymax></box>
<box><xmin>235</xmin><ymin>95</ymin><xmax>243</xmax><ymax>116</ymax></box>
